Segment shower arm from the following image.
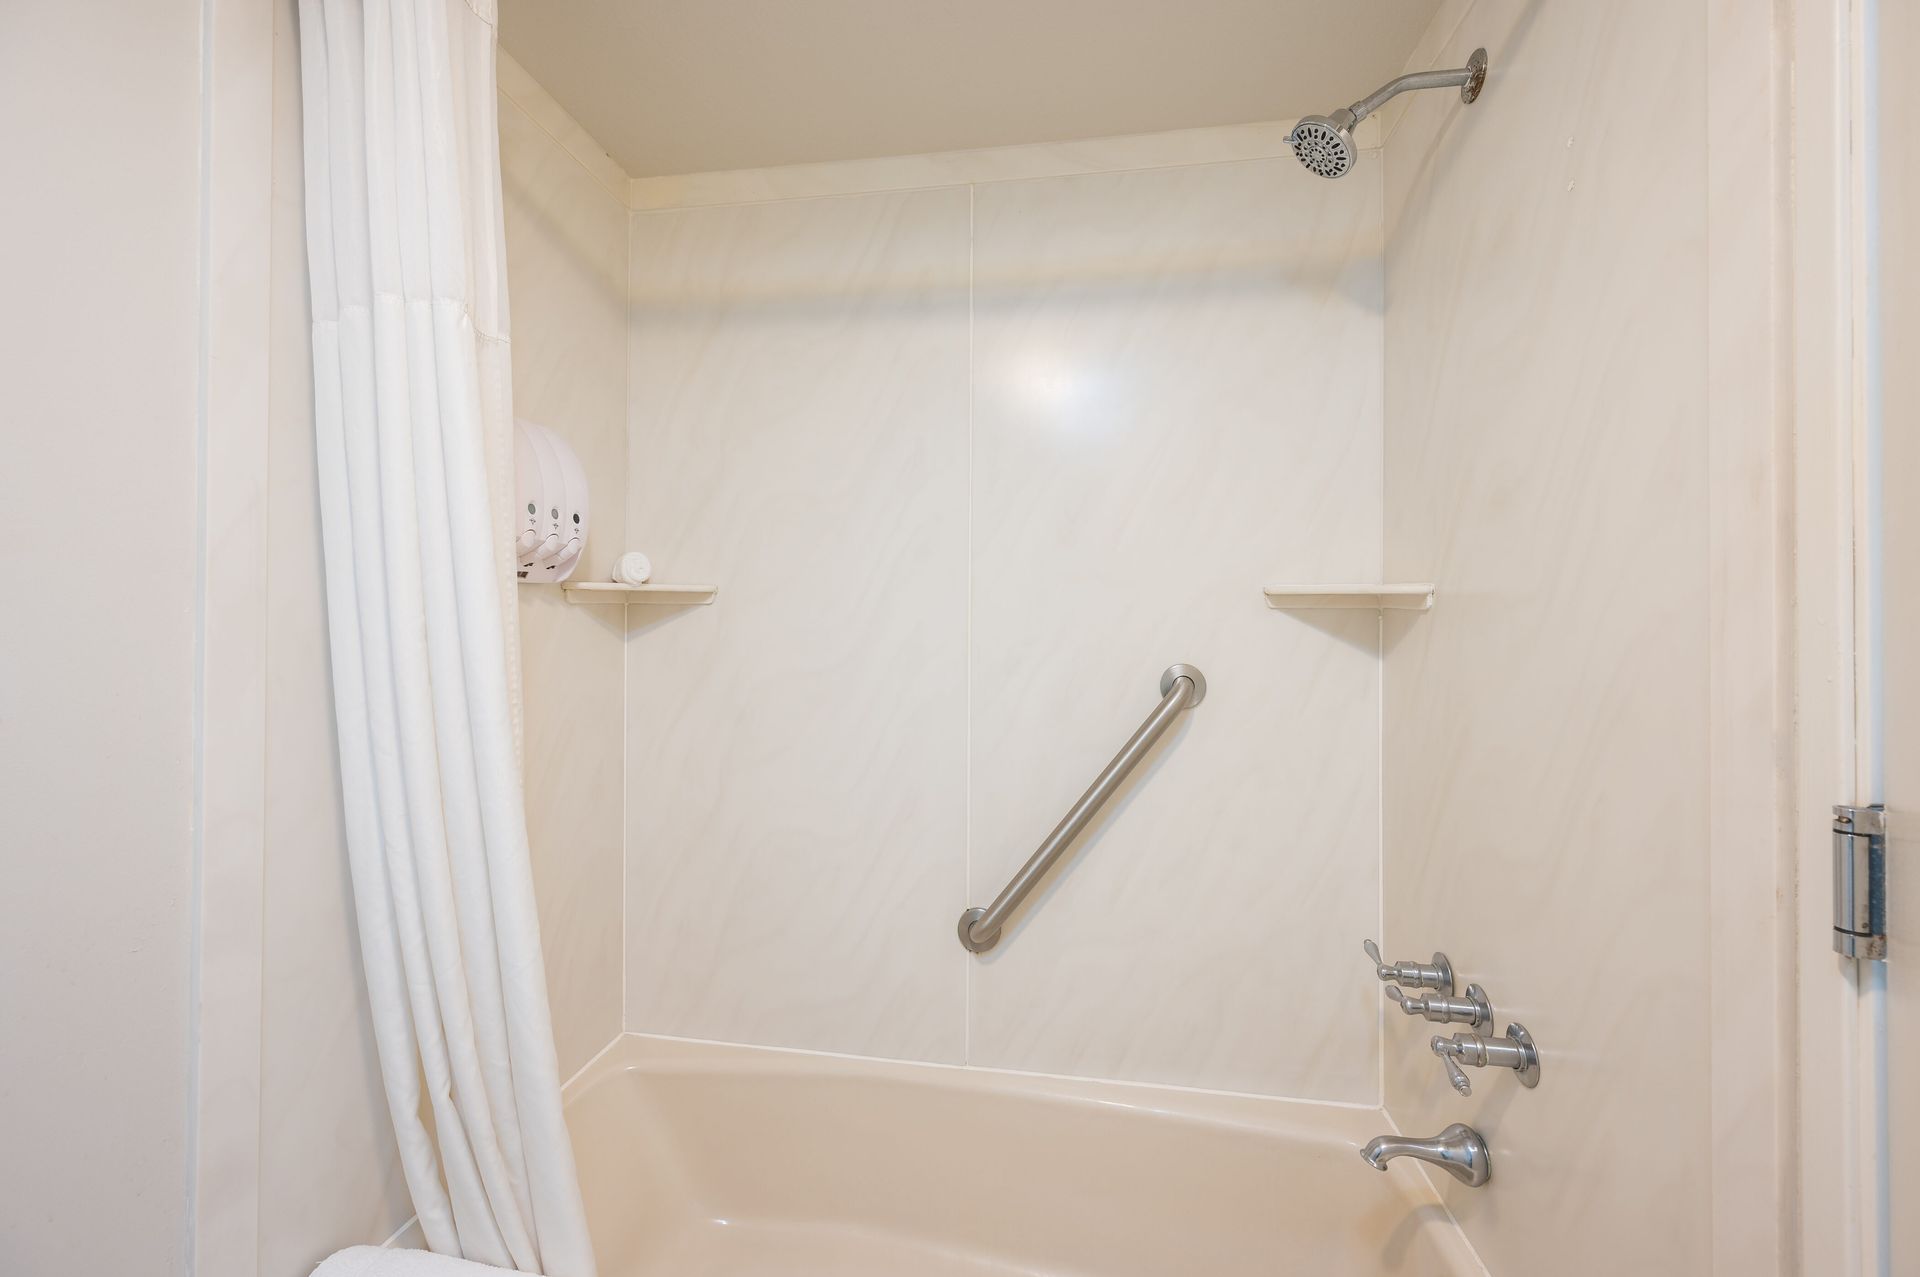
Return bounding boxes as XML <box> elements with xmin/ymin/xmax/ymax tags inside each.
<box><xmin>1347</xmin><ymin>64</ymin><xmax>1483</xmax><ymax>124</ymax></box>
<box><xmin>1287</xmin><ymin>49</ymin><xmax>1485</xmax><ymax>179</ymax></box>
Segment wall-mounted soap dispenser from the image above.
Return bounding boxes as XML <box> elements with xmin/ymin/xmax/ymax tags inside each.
<box><xmin>513</xmin><ymin>418</ymin><xmax>589</xmax><ymax>584</ymax></box>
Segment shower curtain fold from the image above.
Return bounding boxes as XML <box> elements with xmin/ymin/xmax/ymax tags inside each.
<box><xmin>295</xmin><ymin>2</ymin><xmax>593</xmax><ymax>1274</ymax></box>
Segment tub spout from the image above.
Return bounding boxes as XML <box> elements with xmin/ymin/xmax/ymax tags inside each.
<box><xmin>1359</xmin><ymin>1122</ymin><xmax>1491</xmax><ymax>1187</ymax></box>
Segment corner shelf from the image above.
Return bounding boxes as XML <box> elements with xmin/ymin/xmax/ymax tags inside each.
<box><xmin>559</xmin><ymin>581</ymin><xmax>718</xmax><ymax>606</ymax></box>
<box><xmin>1262</xmin><ymin>584</ymin><xmax>1434</xmax><ymax>611</ymax></box>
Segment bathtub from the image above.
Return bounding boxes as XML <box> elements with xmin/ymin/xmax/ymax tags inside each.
<box><xmin>565</xmin><ymin>1035</ymin><xmax>1485</xmax><ymax>1276</ymax></box>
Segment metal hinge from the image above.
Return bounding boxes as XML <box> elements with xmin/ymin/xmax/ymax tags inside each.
<box><xmin>1833</xmin><ymin>804</ymin><xmax>1888</xmax><ymax>960</ymax></box>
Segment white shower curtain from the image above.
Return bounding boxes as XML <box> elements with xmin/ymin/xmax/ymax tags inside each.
<box><xmin>296</xmin><ymin>2</ymin><xmax>594</xmax><ymax>1274</ymax></box>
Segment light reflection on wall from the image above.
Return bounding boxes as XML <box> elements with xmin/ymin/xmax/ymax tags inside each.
<box><xmin>1001</xmin><ymin>349</ymin><xmax>1111</xmax><ymax>430</ymax></box>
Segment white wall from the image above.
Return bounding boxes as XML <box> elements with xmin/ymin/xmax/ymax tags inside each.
<box><xmin>498</xmin><ymin>54</ymin><xmax>631</xmax><ymax>1080</ymax></box>
<box><xmin>626</xmin><ymin>182</ymin><xmax>973</xmax><ymax>1062</ymax></box>
<box><xmin>0</xmin><ymin>2</ymin><xmax>203</xmax><ymax>1271</ymax></box>
<box><xmin>965</xmin><ymin>161</ymin><xmax>1382</xmax><ymax>1096</ymax></box>
<box><xmin>622</xmin><ymin>138</ymin><xmax>1386</xmax><ymax>1099</ymax></box>
<box><xmin>1378</xmin><ymin>2</ymin><xmax>1756</xmax><ymax>1272</ymax></box>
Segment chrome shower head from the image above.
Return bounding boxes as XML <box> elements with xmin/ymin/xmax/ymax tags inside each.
<box><xmin>1289</xmin><ymin>48</ymin><xmax>1489</xmax><ymax>180</ymax></box>
<box><xmin>1288</xmin><ymin>110</ymin><xmax>1359</xmax><ymax>179</ymax></box>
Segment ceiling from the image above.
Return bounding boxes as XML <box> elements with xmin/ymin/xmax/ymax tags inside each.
<box><xmin>498</xmin><ymin>1</ymin><xmax>1443</xmax><ymax>178</ymax></box>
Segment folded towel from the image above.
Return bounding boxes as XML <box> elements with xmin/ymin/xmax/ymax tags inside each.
<box><xmin>611</xmin><ymin>551</ymin><xmax>652</xmax><ymax>585</ymax></box>
<box><xmin>313</xmin><ymin>1246</ymin><xmax>526</xmax><ymax>1277</ymax></box>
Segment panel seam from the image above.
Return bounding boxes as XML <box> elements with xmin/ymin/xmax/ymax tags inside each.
<box><xmin>963</xmin><ymin>182</ymin><xmax>976</xmax><ymax>1067</ymax></box>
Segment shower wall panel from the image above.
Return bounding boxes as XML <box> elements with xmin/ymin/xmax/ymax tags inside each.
<box><xmin>1381</xmin><ymin>1</ymin><xmax>1718</xmax><ymax>1271</ymax></box>
<box><xmin>624</xmin><ymin>148</ymin><xmax>1386</xmax><ymax>1101</ymax></box>
<box><xmin>965</xmin><ymin>160</ymin><xmax>1383</xmax><ymax>1099</ymax></box>
<box><xmin>624</xmin><ymin>188</ymin><xmax>974</xmax><ymax>1064</ymax></box>
<box><xmin>499</xmin><ymin>58</ymin><xmax>631</xmax><ymax>1082</ymax></box>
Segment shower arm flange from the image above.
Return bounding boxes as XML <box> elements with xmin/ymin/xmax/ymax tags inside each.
<box><xmin>1347</xmin><ymin>48</ymin><xmax>1489</xmax><ymax>124</ymax></box>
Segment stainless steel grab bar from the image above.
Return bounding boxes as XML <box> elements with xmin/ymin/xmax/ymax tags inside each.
<box><xmin>958</xmin><ymin>664</ymin><xmax>1206</xmax><ymax>953</ymax></box>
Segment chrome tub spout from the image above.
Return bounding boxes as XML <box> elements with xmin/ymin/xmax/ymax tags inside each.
<box><xmin>1359</xmin><ymin>1123</ymin><xmax>1491</xmax><ymax>1188</ymax></box>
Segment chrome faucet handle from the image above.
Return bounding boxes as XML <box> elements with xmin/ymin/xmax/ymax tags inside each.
<box><xmin>1363</xmin><ymin>938</ymin><xmax>1455</xmax><ymax>993</ymax></box>
<box><xmin>1385</xmin><ymin>982</ymin><xmax>1492</xmax><ymax>1028</ymax></box>
<box><xmin>1432</xmin><ymin>1038</ymin><xmax>1473</xmax><ymax>1094</ymax></box>
<box><xmin>1430</xmin><ymin>1023</ymin><xmax>1542</xmax><ymax>1096</ymax></box>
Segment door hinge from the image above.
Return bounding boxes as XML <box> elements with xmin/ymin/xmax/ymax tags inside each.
<box><xmin>1833</xmin><ymin>803</ymin><xmax>1888</xmax><ymax>960</ymax></box>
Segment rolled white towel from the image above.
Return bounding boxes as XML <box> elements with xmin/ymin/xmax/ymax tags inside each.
<box><xmin>313</xmin><ymin>1246</ymin><xmax>525</xmax><ymax>1277</ymax></box>
<box><xmin>611</xmin><ymin>551</ymin><xmax>652</xmax><ymax>585</ymax></box>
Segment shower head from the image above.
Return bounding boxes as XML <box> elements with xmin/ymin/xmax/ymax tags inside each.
<box><xmin>1289</xmin><ymin>110</ymin><xmax>1360</xmax><ymax>179</ymax></box>
<box><xmin>1288</xmin><ymin>47</ymin><xmax>1488</xmax><ymax>179</ymax></box>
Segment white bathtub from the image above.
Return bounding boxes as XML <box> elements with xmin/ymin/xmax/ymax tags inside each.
<box><xmin>565</xmin><ymin>1036</ymin><xmax>1484</xmax><ymax>1276</ymax></box>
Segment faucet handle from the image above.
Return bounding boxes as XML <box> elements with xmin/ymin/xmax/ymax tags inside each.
<box><xmin>1431</xmin><ymin>1035</ymin><xmax>1474</xmax><ymax>1094</ymax></box>
<box><xmin>1387</xmin><ymin>983</ymin><xmax>1492</xmax><ymax>1028</ymax></box>
<box><xmin>1431</xmin><ymin>1023</ymin><xmax>1542</xmax><ymax>1096</ymax></box>
<box><xmin>1363</xmin><ymin>938</ymin><xmax>1455</xmax><ymax>993</ymax></box>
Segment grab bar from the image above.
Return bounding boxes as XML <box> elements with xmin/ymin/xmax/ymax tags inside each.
<box><xmin>958</xmin><ymin>664</ymin><xmax>1206</xmax><ymax>953</ymax></box>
